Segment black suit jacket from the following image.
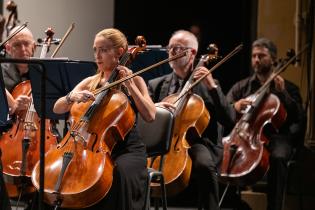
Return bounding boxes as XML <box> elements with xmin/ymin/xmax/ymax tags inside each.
<box><xmin>1</xmin><ymin>63</ymin><xmax>29</xmax><ymax>92</ymax></box>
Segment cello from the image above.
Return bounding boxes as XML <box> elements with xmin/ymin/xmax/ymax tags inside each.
<box><xmin>149</xmin><ymin>44</ymin><xmax>222</xmax><ymax>196</ymax></box>
<box><xmin>31</xmin><ymin>36</ymin><xmax>147</xmax><ymax>209</ymax></box>
<box><xmin>0</xmin><ymin>28</ymin><xmax>58</xmax><ymax>198</ymax></box>
<box><xmin>219</xmin><ymin>48</ymin><xmax>305</xmax><ymax>186</ymax></box>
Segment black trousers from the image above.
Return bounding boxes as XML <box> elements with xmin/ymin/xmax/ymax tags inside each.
<box><xmin>267</xmin><ymin>134</ymin><xmax>294</xmax><ymax>210</ymax></box>
<box><xmin>189</xmin><ymin>143</ymin><xmax>220</xmax><ymax>210</ymax></box>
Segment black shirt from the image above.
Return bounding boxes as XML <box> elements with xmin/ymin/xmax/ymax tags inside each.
<box><xmin>226</xmin><ymin>73</ymin><xmax>306</xmax><ymax>146</ymax></box>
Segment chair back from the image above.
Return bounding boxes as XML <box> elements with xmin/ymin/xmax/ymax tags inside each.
<box><xmin>138</xmin><ymin>106</ymin><xmax>174</xmax><ymax>157</ymax></box>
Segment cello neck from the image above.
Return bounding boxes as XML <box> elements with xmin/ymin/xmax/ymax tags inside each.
<box><xmin>83</xmin><ymin>42</ymin><xmax>146</xmax><ymax>121</ymax></box>
<box><xmin>174</xmin><ymin>51</ymin><xmax>215</xmax><ymax>110</ymax></box>
<box><xmin>91</xmin><ymin>50</ymin><xmax>131</xmax><ymax>108</ymax></box>
<box><xmin>181</xmin><ymin>48</ymin><xmax>218</xmax><ymax>93</ymax></box>
<box><xmin>173</xmin><ymin>44</ymin><xmax>243</xmax><ymax>107</ymax></box>
<box><xmin>39</xmin><ymin>27</ymin><xmax>55</xmax><ymax>59</ymax></box>
<box><xmin>255</xmin><ymin>45</ymin><xmax>307</xmax><ymax>97</ymax></box>
<box><xmin>40</xmin><ymin>44</ymin><xmax>49</xmax><ymax>58</ymax></box>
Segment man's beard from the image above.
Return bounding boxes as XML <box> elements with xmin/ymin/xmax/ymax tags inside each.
<box><xmin>254</xmin><ymin>63</ymin><xmax>272</xmax><ymax>75</ymax></box>
<box><xmin>169</xmin><ymin>55</ymin><xmax>190</xmax><ymax>69</ymax></box>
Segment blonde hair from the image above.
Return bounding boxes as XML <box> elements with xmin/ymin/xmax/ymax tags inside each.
<box><xmin>95</xmin><ymin>28</ymin><xmax>128</xmax><ymax>51</ymax></box>
<box><xmin>90</xmin><ymin>28</ymin><xmax>128</xmax><ymax>90</ymax></box>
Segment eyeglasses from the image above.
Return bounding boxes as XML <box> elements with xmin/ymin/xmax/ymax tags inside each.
<box><xmin>166</xmin><ymin>45</ymin><xmax>193</xmax><ymax>54</ymax></box>
<box><xmin>11</xmin><ymin>40</ymin><xmax>34</xmax><ymax>49</ymax></box>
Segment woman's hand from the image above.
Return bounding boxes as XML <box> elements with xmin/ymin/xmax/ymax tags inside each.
<box><xmin>117</xmin><ymin>65</ymin><xmax>134</xmax><ymax>88</ymax></box>
<box><xmin>155</xmin><ymin>101</ymin><xmax>176</xmax><ymax>112</ymax></box>
<box><xmin>69</xmin><ymin>90</ymin><xmax>95</xmax><ymax>103</ymax></box>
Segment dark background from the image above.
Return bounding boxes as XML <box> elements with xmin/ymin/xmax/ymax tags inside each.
<box><xmin>114</xmin><ymin>0</ymin><xmax>258</xmax><ymax>94</ymax></box>
<box><xmin>114</xmin><ymin>1</ymin><xmax>259</xmax><ymax>208</ymax></box>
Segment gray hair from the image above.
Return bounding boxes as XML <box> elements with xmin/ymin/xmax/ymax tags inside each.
<box><xmin>171</xmin><ymin>30</ymin><xmax>198</xmax><ymax>52</ymax></box>
<box><xmin>252</xmin><ymin>38</ymin><xmax>277</xmax><ymax>60</ymax></box>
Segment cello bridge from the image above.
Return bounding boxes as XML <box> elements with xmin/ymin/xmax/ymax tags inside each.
<box><xmin>70</xmin><ymin>130</ymin><xmax>87</xmax><ymax>148</ymax></box>
<box><xmin>24</xmin><ymin>122</ymin><xmax>37</xmax><ymax>131</ymax></box>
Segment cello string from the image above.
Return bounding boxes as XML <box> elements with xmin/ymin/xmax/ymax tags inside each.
<box><xmin>242</xmin><ymin>44</ymin><xmax>310</xmax><ymax>114</ymax></box>
<box><xmin>60</xmin><ymin>40</ymin><xmax>146</xmax><ymax>164</ymax></box>
<box><xmin>171</xmin><ymin>45</ymin><xmax>221</xmax><ymax>115</ymax></box>
<box><xmin>255</xmin><ymin>44</ymin><xmax>309</xmax><ymax>96</ymax></box>
<box><xmin>23</xmin><ymin>87</ymin><xmax>33</xmax><ymax>126</ymax></box>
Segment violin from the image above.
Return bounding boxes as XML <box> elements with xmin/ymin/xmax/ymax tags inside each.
<box><xmin>31</xmin><ymin>36</ymin><xmax>147</xmax><ymax>209</ymax></box>
<box><xmin>0</xmin><ymin>28</ymin><xmax>59</xmax><ymax>198</ymax></box>
<box><xmin>219</xmin><ymin>47</ymin><xmax>306</xmax><ymax>186</ymax></box>
<box><xmin>148</xmin><ymin>44</ymin><xmax>223</xmax><ymax>196</ymax></box>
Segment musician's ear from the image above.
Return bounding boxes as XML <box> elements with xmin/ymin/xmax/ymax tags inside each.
<box><xmin>5</xmin><ymin>43</ymin><xmax>12</xmax><ymax>55</ymax></box>
<box><xmin>116</xmin><ymin>47</ymin><xmax>124</xmax><ymax>58</ymax></box>
<box><xmin>32</xmin><ymin>42</ymin><xmax>36</xmax><ymax>55</ymax></box>
<box><xmin>191</xmin><ymin>48</ymin><xmax>197</xmax><ymax>55</ymax></box>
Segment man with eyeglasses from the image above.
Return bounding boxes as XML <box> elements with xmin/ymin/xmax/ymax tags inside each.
<box><xmin>147</xmin><ymin>30</ymin><xmax>235</xmax><ymax>210</ymax></box>
<box><xmin>0</xmin><ymin>26</ymin><xmax>59</xmax><ymax>210</ymax></box>
<box><xmin>1</xmin><ymin>27</ymin><xmax>36</xmax><ymax>92</ymax></box>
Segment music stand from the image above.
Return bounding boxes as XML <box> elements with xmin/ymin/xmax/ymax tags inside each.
<box><xmin>0</xmin><ymin>58</ymin><xmax>96</xmax><ymax>210</ymax></box>
<box><xmin>28</xmin><ymin>58</ymin><xmax>97</xmax><ymax>120</ymax></box>
<box><xmin>129</xmin><ymin>47</ymin><xmax>172</xmax><ymax>83</ymax></box>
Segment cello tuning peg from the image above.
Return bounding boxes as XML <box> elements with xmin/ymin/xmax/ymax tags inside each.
<box><xmin>286</xmin><ymin>48</ymin><xmax>298</xmax><ymax>64</ymax></box>
<box><xmin>206</xmin><ymin>43</ymin><xmax>221</xmax><ymax>62</ymax></box>
<box><xmin>45</xmin><ymin>27</ymin><xmax>54</xmax><ymax>37</ymax></box>
<box><xmin>135</xmin><ymin>36</ymin><xmax>147</xmax><ymax>49</ymax></box>
<box><xmin>286</xmin><ymin>48</ymin><xmax>296</xmax><ymax>58</ymax></box>
<box><xmin>6</xmin><ymin>1</ymin><xmax>17</xmax><ymax>11</ymax></box>
<box><xmin>207</xmin><ymin>43</ymin><xmax>218</xmax><ymax>54</ymax></box>
<box><xmin>37</xmin><ymin>38</ymin><xmax>61</xmax><ymax>45</ymax></box>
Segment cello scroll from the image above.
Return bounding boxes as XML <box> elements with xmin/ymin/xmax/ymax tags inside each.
<box><xmin>37</xmin><ymin>27</ymin><xmax>58</xmax><ymax>58</ymax></box>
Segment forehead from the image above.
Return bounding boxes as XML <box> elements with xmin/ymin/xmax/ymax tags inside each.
<box><xmin>252</xmin><ymin>46</ymin><xmax>271</xmax><ymax>55</ymax></box>
<box><xmin>10</xmin><ymin>31</ymin><xmax>33</xmax><ymax>43</ymax></box>
<box><xmin>93</xmin><ymin>36</ymin><xmax>112</xmax><ymax>47</ymax></box>
<box><xmin>169</xmin><ymin>33</ymin><xmax>190</xmax><ymax>46</ymax></box>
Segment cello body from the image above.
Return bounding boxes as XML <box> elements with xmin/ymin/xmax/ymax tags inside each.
<box><xmin>149</xmin><ymin>93</ymin><xmax>210</xmax><ymax>196</ymax></box>
<box><xmin>149</xmin><ymin>49</ymin><xmax>221</xmax><ymax>196</ymax></box>
<box><xmin>31</xmin><ymin>89</ymin><xmax>135</xmax><ymax>208</ymax></box>
<box><xmin>0</xmin><ymin>80</ymin><xmax>58</xmax><ymax>197</ymax></box>
<box><xmin>31</xmin><ymin>37</ymin><xmax>146</xmax><ymax>208</ymax></box>
<box><xmin>220</xmin><ymin>93</ymin><xmax>287</xmax><ymax>185</ymax></box>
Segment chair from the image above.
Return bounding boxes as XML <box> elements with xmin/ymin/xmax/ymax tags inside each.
<box><xmin>137</xmin><ymin>106</ymin><xmax>174</xmax><ymax>210</ymax></box>
<box><xmin>281</xmin><ymin>147</ymin><xmax>315</xmax><ymax>210</ymax></box>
